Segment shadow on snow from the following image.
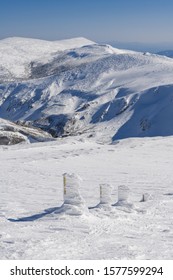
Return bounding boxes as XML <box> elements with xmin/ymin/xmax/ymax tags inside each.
<box><xmin>8</xmin><ymin>206</ymin><xmax>63</xmax><ymax>222</ymax></box>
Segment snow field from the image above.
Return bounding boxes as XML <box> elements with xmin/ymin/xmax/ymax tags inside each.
<box><xmin>0</xmin><ymin>136</ymin><xmax>173</xmax><ymax>259</ymax></box>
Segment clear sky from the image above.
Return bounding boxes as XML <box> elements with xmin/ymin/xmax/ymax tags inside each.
<box><xmin>1</xmin><ymin>0</ymin><xmax>173</xmax><ymax>46</ymax></box>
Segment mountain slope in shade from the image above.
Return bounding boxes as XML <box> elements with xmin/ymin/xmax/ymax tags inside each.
<box><xmin>1</xmin><ymin>37</ymin><xmax>173</xmax><ymax>142</ymax></box>
<box><xmin>113</xmin><ymin>85</ymin><xmax>173</xmax><ymax>140</ymax></box>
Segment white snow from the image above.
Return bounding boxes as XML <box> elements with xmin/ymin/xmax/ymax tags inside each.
<box><xmin>0</xmin><ymin>136</ymin><xmax>173</xmax><ymax>259</ymax></box>
<box><xmin>62</xmin><ymin>173</ymin><xmax>89</xmax><ymax>215</ymax></box>
<box><xmin>0</xmin><ymin>37</ymin><xmax>94</xmax><ymax>79</ymax></box>
<box><xmin>1</xmin><ymin>37</ymin><xmax>173</xmax><ymax>260</ymax></box>
<box><xmin>117</xmin><ymin>185</ymin><xmax>130</xmax><ymax>202</ymax></box>
<box><xmin>1</xmin><ymin>37</ymin><xmax>173</xmax><ymax>141</ymax></box>
<box><xmin>99</xmin><ymin>184</ymin><xmax>112</xmax><ymax>205</ymax></box>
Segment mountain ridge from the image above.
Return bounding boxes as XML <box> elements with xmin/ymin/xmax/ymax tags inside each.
<box><xmin>1</xmin><ymin>37</ymin><xmax>173</xmax><ymax>143</ymax></box>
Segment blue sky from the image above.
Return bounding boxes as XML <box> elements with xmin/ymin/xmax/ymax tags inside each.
<box><xmin>1</xmin><ymin>0</ymin><xmax>173</xmax><ymax>47</ymax></box>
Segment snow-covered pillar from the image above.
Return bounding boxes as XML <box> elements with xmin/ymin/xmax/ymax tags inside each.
<box><xmin>62</xmin><ymin>173</ymin><xmax>88</xmax><ymax>215</ymax></box>
<box><xmin>100</xmin><ymin>184</ymin><xmax>112</xmax><ymax>205</ymax></box>
<box><xmin>117</xmin><ymin>185</ymin><xmax>129</xmax><ymax>203</ymax></box>
<box><xmin>140</xmin><ymin>193</ymin><xmax>152</xmax><ymax>202</ymax></box>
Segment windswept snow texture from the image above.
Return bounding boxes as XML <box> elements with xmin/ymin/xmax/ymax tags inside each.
<box><xmin>1</xmin><ymin>37</ymin><xmax>173</xmax><ymax>140</ymax></box>
<box><xmin>0</xmin><ymin>137</ymin><xmax>173</xmax><ymax>259</ymax></box>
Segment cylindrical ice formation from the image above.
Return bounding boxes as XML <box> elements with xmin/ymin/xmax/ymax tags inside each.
<box><xmin>118</xmin><ymin>185</ymin><xmax>129</xmax><ymax>202</ymax></box>
<box><xmin>63</xmin><ymin>173</ymin><xmax>88</xmax><ymax>215</ymax></box>
<box><xmin>100</xmin><ymin>184</ymin><xmax>112</xmax><ymax>205</ymax></box>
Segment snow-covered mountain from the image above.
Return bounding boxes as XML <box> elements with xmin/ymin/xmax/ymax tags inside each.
<box><xmin>1</xmin><ymin>37</ymin><xmax>173</xmax><ymax>143</ymax></box>
<box><xmin>1</xmin><ymin>38</ymin><xmax>173</xmax><ymax>260</ymax></box>
<box><xmin>0</xmin><ymin>37</ymin><xmax>94</xmax><ymax>81</ymax></box>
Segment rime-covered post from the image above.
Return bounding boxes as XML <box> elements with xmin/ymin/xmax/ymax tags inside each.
<box><xmin>100</xmin><ymin>184</ymin><xmax>112</xmax><ymax>205</ymax></box>
<box><xmin>140</xmin><ymin>193</ymin><xmax>152</xmax><ymax>202</ymax></box>
<box><xmin>112</xmin><ymin>185</ymin><xmax>131</xmax><ymax>207</ymax></box>
<box><xmin>62</xmin><ymin>173</ymin><xmax>88</xmax><ymax>215</ymax></box>
<box><xmin>118</xmin><ymin>185</ymin><xmax>129</xmax><ymax>202</ymax></box>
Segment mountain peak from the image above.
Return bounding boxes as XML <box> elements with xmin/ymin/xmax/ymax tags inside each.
<box><xmin>1</xmin><ymin>38</ymin><xmax>173</xmax><ymax>143</ymax></box>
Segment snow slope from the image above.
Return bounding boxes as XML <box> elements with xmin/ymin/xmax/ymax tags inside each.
<box><xmin>0</xmin><ymin>137</ymin><xmax>173</xmax><ymax>259</ymax></box>
<box><xmin>1</xmin><ymin>37</ymin><xmax>173</xmax><ymax>141</ymax></box>
<box><xmin>0</xmin><ymin>37</ymin><xmax>94</xmax><ymax>81</ymax></box>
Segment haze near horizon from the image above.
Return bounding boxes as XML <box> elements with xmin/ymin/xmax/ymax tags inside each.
<box><xmin>1</xmin><ymin>0</ymin><xmax>173</xmax><ymax>51</ymax></box>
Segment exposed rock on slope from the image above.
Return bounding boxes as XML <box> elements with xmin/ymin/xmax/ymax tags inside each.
<box><xmin>0</xmin><ymin>118</ymin><xmax>52</xmax><ymax>145</ymax></box>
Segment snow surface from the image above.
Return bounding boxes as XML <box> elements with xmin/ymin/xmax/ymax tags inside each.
<box><xmin>0</xmin><ymin>137</ymin><xmax>173</xmax><ymax>259</ymax></box>
<box><xmin>0</xmin><ymin>37</ymin><xmax>94</xmax><ymax>80</ymax></box>
<box><xmin>1</xmin><ymin>37</ymin><xmax>173</xmax><ymax>260</ymax></box>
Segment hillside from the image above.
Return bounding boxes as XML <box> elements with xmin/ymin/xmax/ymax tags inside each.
<box><xmin>1</xmin><ymin>37</ymin><xmax>173</xmax><ymax>142</ymax></box>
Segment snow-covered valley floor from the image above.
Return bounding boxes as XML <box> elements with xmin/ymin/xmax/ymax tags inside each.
<box><xmin>0</xmin><ymin>137</ymin><xmax>173</xmax><ymax>259</ymax></box>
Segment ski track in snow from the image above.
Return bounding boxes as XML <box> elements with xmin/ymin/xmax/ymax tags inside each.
<box><xmin>0</xmin><ymin>137</ymin><xmax>173</xmax><ymax>259</ymax></box>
